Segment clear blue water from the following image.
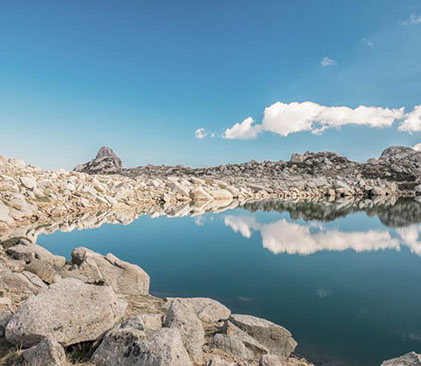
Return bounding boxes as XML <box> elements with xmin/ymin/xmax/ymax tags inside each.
<box><xmin>38</xmin><ymin>201</ymin><xmax>421</xmax><ymax>366</ymax></box>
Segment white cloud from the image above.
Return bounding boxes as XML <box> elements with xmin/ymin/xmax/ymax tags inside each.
<box><xmin>396</xmin><ymin>225</ymin><xmax>421</xmax><ymax>256</ymax></box>
<box><xmin>224</xmin><ymin>215</ymin><xmax>401</xmax><ymax>255</ymax></box>
<box><xmin>362</xmin><ymin>37</ymin><xmax>374</xmax><ymax>47</ymax></box>
<box><xmin>413</xmin><ymin>143</ymin><xmax>421</xmax><ymax>151</ymax></box>
<box><xmin>195</xmin><ymin>128</ymin><xmax>207</xmax><ymax>139</ymax></box>
<box><xmin>398</xmin><ymin>106</ymin><xmax>421</xmax><ymax>133</ymax></box>
<box><xmin>402</xmin><ymin>13</ymin><xmax>421</xmax><ymax>25</ymax></box>
<box><xmin>224</xmin><ymin>117</ymin><xmax>261</xmax><ymax>140</ymax></box>
<box><xmin>321</xmin><ymin>57</ymin><xmax>337</xmax><ymax>66</ymax></box>
<box><xmin>222</xmin><ymin>101</ymin><xmax>406</xmax><ymax>139</ymax></box>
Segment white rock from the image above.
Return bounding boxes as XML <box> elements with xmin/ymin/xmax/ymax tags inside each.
<box><xmin>6</xmin><ymin>278</ymin><xmax>127</xmax><ymax>347</ymax></box>
<box><xmin>20</xmin><ymin>176</ymin><xmax>37</xmax><ymax>190</ymax></box>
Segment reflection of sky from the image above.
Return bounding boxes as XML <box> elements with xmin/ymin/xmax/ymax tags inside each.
<box><xmin>218</xmin><ymin>213</ymin><xmax>421</xmax><ymax>256</ymax></box>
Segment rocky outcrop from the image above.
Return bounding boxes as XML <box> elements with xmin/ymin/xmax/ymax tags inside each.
<box><xmin>381</xmin><ymin>351</ymin><xmax>421</xmax><ymax>366</ymax></box>
<box><xmin>0</xmin><ymin>244</ymin><xmax>313</xmax><ymax>366</ymax></box>
<box><xmin>93</xmin><ymin>327</ymin><xmax>193</xmax><ymax>366</ymax></box>
<box><xmin>229</xmin><ymin>314</ymin><xmax>297</xmax><ymax>360</ymax></box>
<box><xmin>165</xmin><ymin>297</ymin><xmax>231</xmax><ymax>324</ymax></box>
<box><xmin>5</xmin><ymin>278</ymin><xmax>127</xmax><ymax>347</ymax></box>
<box><xmin>74</xmin><ymin>146</ymin><xmax>122</xmax><ymax>174</ymax></box>
<box><xmin>60</xmin><ymin>247</ymin><xmax>150</xmax><ymax>295</ymax></box>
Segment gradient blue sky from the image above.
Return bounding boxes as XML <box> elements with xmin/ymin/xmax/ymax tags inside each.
<box><xmin>1</xmin><ymin>0</ymin><xmax>421</xmax><ymax>169</ymax></box>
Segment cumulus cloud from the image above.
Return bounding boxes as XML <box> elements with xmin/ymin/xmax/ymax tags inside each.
<box><xmin>195</xmin><ymin>128</ymin><xmax>208</xmax><ymax>139</ymax></box>
<box><xmin>398</xmin><ymin>106</ymin><xmax>421</xmax><ymax>133</ymax></box>
<box><xmin>222</xmin><ymin>101</ymin><xmax>406</xmax><ymax>139</ymax></box>
<box><xmin>224</xmin><ymin>117</ymin><xmax>261</xmax><ymax>140</ymax></box>
<box><xmin>321</xmin><ymin>57</ymin><xmax>337</xmax><ymax>66</ymax></box>
<box><xmin>362</xmin><ymin>37</ymin><xmax>374</xmax><ymax>47</ymax></box>
<box><xmin>402</xmin><ymin>13</ymin><xmax>421</xmax><ymax>25</ymax></box>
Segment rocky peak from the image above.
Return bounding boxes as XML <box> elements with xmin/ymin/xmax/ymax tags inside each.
<box><xmin>379</xmin><ymin>146</ymin><xmax>418</xmax><ymax>161</ymax></box>
<box><xmin>74</xmin><ymin>146</ymin><xmax>122</xmax><ymax>174</ymax></box>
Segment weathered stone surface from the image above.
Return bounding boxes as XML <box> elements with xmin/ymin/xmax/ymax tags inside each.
<box><xmin>230</xmin><ymin>314</ymin><xmax>297</xmax><ymax>360</ymax></box>
<box><xmin>165</xmin><ymin>297</ymin><xmax>231</xmax><ymax>323</ymax></box>
<box><xmin>260</xmin><ymin>354</ymin><xmax>282</xmax><ymax>366</ymax></box>
<box><xmin>208</xmin><ymin>356</ymin><xmax>236</xmax><ymax>366</ymax></box>
<box><xmin>164</xmin><ymin>298</ymin><xmax>205</xmax><ymax>364</ymax></box>
<box><xmin>0</xmin><ymin>311</ymin><xmax>12</xmax><ymax>337</ymax></box>
<box><xmin>6</xmin><ymin>242</ymin><xmax>65</xmax><ymax>267</ymax></box>
<box><xmin>22</xmin><ymin>338</ymin><xmax>66</xmax><ymax>366</ymax></box>
<box><xmin>93</xmin><ymin>327</ymin><xmax>192</xmax><ymax>366</ymax></box>
<box><xmin>189</xmin><ymin>186</ymin><xmax>213</xmax><ymax>201</ymax></box>
<box><xmin>223</xmin><ymin>320</ymin><xmax>268</xmax><ymax>355</ymax></box>
<box><xmin>92</xmin><ymin>327</ymin><xmax>146</xmax><ymax>366</ymax></box>
<box><xmin>19</xmin><ymin>176</ymin><xmax>37</xmax><ymax>190</ymax></box>
<box><xmin>0</xmin><ymin>267</ymin><xmax>42</xmax><ymax>308</ymax></box>
<box><xmin>210</xmin><ymin>189</ymin><xmax>233</xmax><ymax>200</ymax></box>
<box><xmin>381</xmin><ymin>352</ymin><xmax>421</xmax><ymax>366</ymax></box>
<box><xmin>118</xmin><ymin>316</ymin><xmax>145</xmax><ymax>331</ymax></box>
<box><xmin>212</xmin><ymin>333</ymin><xmax>254</xmax><ymax>360</ymax></box>
<box><xmin>64</xmin><ymin>247</ymin><xmax>149</xmax><ymax>295</ymax></box>
<box><xmin>5</xmin><ymin>278</ymin><xmax>126</xmax><ymax>347</ymax></box>
<box><xmin>0</xmin><ymin>202</ymin><xmax>12</xmax><ymax>224</ymax></box>
<box><xmin>25</xmin><ymin>258</ymin><xmax>56</xmax><ymax>284</ymax></box>
<box><xmin>145</xmin><ymin>328</ymin><xmax>193</xmax><ymax>366</ymax></box>
<box><xmin>139</xmin><ymin>313</ymin><xmax>163</xmax><ymax>331</ymax></box>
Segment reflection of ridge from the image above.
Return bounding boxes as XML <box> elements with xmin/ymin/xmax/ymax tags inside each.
<box><xmin>224</xmin><ymin>215</ymin><xmax>421</xmax><ymax>256</ymax></box>
<box><xmin>240</xmin><ymin>197</ymin><xmax>421</xmax><ymax>228</ymax></box>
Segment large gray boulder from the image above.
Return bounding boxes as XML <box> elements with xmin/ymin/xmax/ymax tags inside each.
<box><xmin>381</xmin><ymin>352</ymin><xmax>421</xmax><ymax>366</ymax></box>
<box><xmin>212</xmin><ymin>333</ymin><xmax>254</xmax><ymax>360</ymax></box>
<box><xmin>74</xmin><ymin>146</ymin><xmax>123</xmax><ymax>174</ymax></box>
<box><xmin>229</xmin><ymin>314</ymin><xmax>297</xmax><ymax>360</ymax></box>
<box><xmin>92</xmin><ymin>327</ymin><xmax>147</xmax><ymax>366</ymax></box>
<box><xmin>5</xmin><ymin>278</ymin><xmax>127</xmax><ymax>347</ymax></box>
<box><xmin>164</xmin><ymin>298</ymin><xmax>205</xmax><ymax>364</ymax></box>
<box><xmin>63</xmin><ymin>247</ymin><xmax>150</xmax><ymax>295</ymax></box>
<box><xmin>22</xmin><ymin>338</ymin><xmax>66</xmax><ymax>366</ymax></box>
<box><xmin>93</xmin><ymin>327</ymin><xmax>192</xmax><ymax>366</ymax></box>
<box><xmin>165</xmin><ymin>297</ymin><xmax>231</xmax><ymax>324</ymax></box>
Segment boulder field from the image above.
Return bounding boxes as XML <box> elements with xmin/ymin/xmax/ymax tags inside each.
<box><xmin>0</xmin><ymin>239</ymin><xmax>309</xmax><ymax>366</ymax></box>
<box><xmin>2</xmin><ymin>145</ymin><xmax>421</xmax><ymax>240</ymax></box>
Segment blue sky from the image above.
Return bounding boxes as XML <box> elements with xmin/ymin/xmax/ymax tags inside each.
<box><xmin>1</xmin><ymin>0</ymin><xmax>421</xmax><ymax>169</ymax></box>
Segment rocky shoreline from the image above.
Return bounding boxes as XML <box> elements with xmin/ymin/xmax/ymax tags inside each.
<box><xmin>2</xmin><ymin>145</ymin><xmax>421</xmax><ymax>239</ymax></box>
<box><xmin>0</xmin><ymin>238</ymin><xmax>419</xmax><ymax>366</ymax></box>
<box><xmin>1</xmin><ymin>146</ymin><xmax>421</xmax><ymax>365</ymax></box>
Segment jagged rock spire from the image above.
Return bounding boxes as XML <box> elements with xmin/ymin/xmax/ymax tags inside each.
<box><xmin>74</xmin><ymin>146</ymin><xmax>122</xmax><ymax>174</ymax></box>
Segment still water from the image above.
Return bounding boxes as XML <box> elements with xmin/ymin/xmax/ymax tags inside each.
<box><xmin>38</xmin><ymin>199</ymin><xmax>421</xmax><ymax>366</ymax></box>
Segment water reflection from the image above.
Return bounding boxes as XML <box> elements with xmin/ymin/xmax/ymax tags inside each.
<box><xmin>223</xmin><ymin>215</ymin><xmax>421</xmax><ymax>256</ymax></box>
<box><xmin>34</xmin><ymin>196</ymin><xmax>421</xmax><ymax>366</ymax></box>
<box><xmin>3</xmin><ymin>197</ymin><xmax>421</xmax><ymax>248</ymax></box>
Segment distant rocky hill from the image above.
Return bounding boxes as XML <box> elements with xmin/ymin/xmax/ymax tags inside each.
<box><xmin>74</xmin><ymin>145</ymin><xmax>421</xmax><ymax>196</ymax></box>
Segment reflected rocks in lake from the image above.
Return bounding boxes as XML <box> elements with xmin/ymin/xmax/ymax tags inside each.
<box><xmin>3</xmin><ymin>196</ymin><xmax>421</xmax><ymax>249</ymax></box>
<box><xmin>241</xmin><ymin>197</ymin><xmax>421</xmax><ymax>228</ymax></box>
